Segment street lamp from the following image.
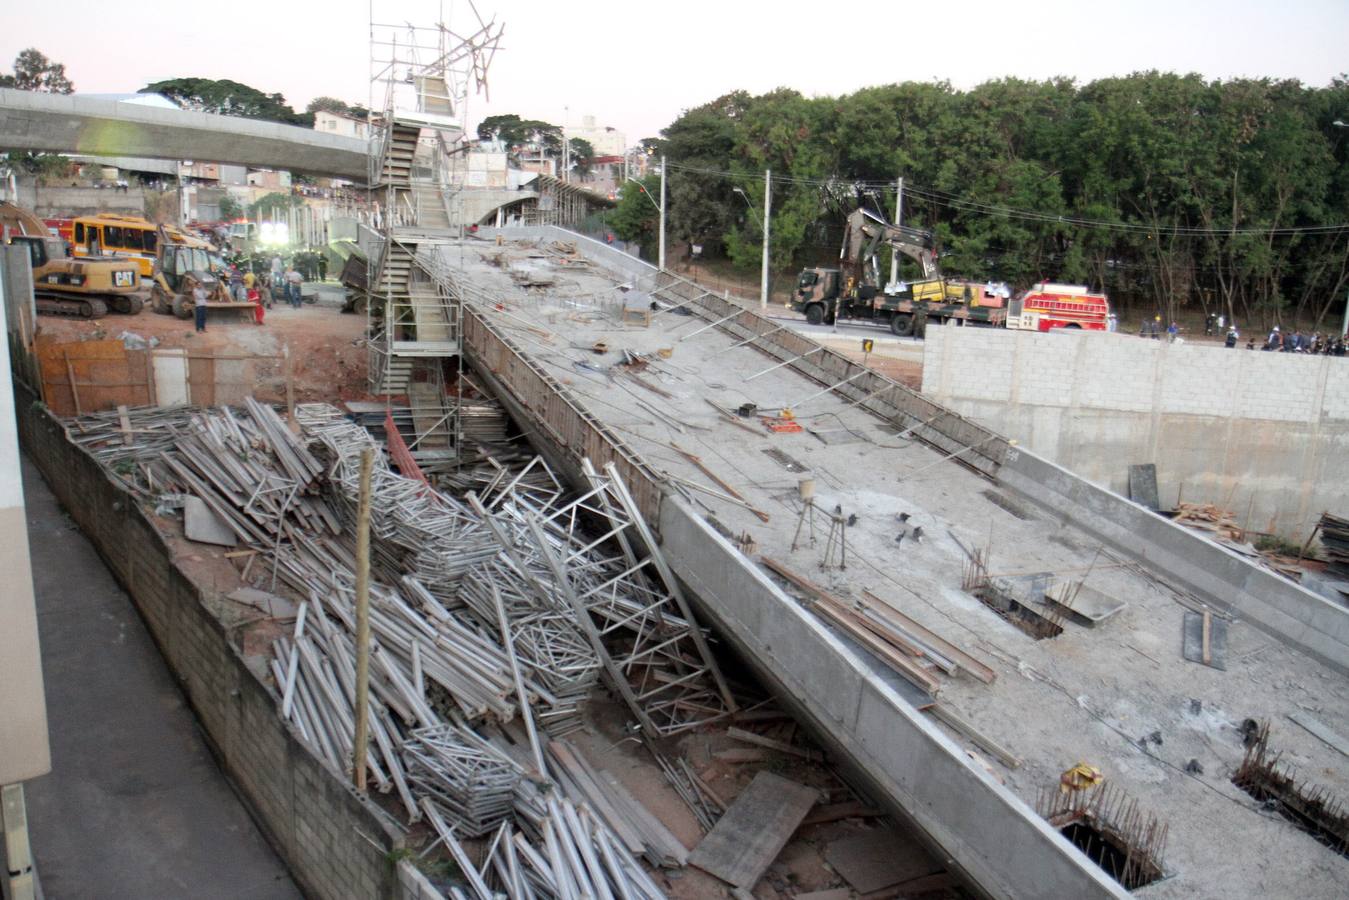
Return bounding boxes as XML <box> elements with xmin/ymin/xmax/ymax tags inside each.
<box><xmin>624</xmin><ymin>155</ymin><xmax>665</xmax><ymax>271</ymax></box>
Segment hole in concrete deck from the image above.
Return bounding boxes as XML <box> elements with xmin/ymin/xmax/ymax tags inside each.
<box><xmin>1059</xmin><ymin>819</ymin><xmax>1164</xmax><ymax>890</ymax></box>
<box><xmin>1232</xmin><ymin>723</ymin><xmax>1349</xmax><ymax>858</ymax></box>
<box><xmin>973</xmin><ymin>585</ymin><xmax>1063</xmax><ymax>640</ymax></box>
<box><xmin>982</xmin><ymin>489</ymin><xmax>1036</xmax><ymax>521</ymax></box>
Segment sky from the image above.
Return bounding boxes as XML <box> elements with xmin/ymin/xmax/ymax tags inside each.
<box><xmin>2</xmin><ymin>0</ymin><xmax>1347</xmax><ymax>144</ymax></box>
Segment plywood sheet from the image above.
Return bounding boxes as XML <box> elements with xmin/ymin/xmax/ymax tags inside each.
<box><xmin>689</xmin><ymin>771</ymin><xmax>819</xmax><ymax>888</ymax></box>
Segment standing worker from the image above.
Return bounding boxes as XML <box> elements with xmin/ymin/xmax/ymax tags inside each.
<box><xmin>286</xmin><ymin>266</ymin><xmax>304</xmax><ymax>308</ymax></box>
<box><xmin>193</xmin><ymin>281</ymin><xmax>209</xmax><ymax>333</ymax></box>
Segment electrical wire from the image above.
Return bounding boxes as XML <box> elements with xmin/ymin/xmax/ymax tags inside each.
<box><xmin>659</xmin><ymin>160</ymin><xmax>1349</xmax><ymax>238</ymax></box>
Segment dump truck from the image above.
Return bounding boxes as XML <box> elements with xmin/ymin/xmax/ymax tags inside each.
<box><xmin>793</xmin><ymin>210</ymin><xmax>1112</xmax><ymax>336</ymax></box>
<box><xmin>0</xmin><ymin>200</ymin><xmax>143</xmax><ymax>317</ymax></box>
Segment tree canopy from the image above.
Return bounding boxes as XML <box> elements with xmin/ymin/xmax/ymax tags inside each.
<box><xmin>141</xmin><ymin>78</ymin><xmax>305</xmax><ymax>125</ymax></box>
<box><xmin>306</xmin><ymin>96</ymin><xmax>369</xmax><ymax>121</ymax></box>
<box><xmin>621</xmin><ymin>74</ymin><xmax>1349</xmax><ymax>329</ymax></box>
<box><xmin>0</xmin><ymin>48</ymin><xmax>74</xmax><ymax>93</ymax></box>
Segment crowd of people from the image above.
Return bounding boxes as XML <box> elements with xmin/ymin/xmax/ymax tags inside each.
<box><xmin>1256</xmin><ymin>326</ymin><xmax>1347</xmax><ymax>355</ymax></box>
<box><xmin>1137</xmin><ymin>312</ymin><xmax>1347</xmax><ymax>355</ymax></box>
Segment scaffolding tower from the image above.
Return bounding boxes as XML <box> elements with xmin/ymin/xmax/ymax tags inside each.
<box><xmin>366</xmin><ymin>9</ymin><xmax>503</xmax><ymax>474</ymax></box>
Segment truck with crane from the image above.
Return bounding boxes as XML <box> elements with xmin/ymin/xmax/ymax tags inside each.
<box><xmin>791</xmin><ymin>209</ymin><xmax>1109</xmax><ymax>336</ymax></box>
<box><xmin>0</xmin><ymin>200</ymin><xmax>143</xmax><ymax>318</ymax></box>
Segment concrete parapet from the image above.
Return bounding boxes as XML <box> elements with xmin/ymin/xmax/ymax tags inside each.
<box><xmin>998</xmin><ymin>444</ymin><xmax>1349</xmax><ymax>674</ymax></box>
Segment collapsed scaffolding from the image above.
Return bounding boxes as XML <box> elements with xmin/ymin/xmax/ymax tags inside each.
<box><xmin>70</xmin><ymin>399</ymin><xmax>744</xmax><ymax>897</ymax></box>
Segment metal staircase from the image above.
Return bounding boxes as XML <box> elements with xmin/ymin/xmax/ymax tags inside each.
<box><xmin>366</xmin><ymin>16</ymin><xmax>502</xmax><ymax>471</ymax></box>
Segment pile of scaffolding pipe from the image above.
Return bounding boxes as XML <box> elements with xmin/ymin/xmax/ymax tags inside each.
<box><xmin>424</xmin><ymin>791</ymin><xmax>667</xmax><ymax>900</ymax></box>
<box><xmin>72</xmin><ymin>403</ymin><xmax>677</xmax><ymax>894</ymax></box>
<box><xmin>301</xmin><ymin>405</ymin><xmax>500</xmax><ymax>602</ymax></box>
<box><xmin>403</xmin><ymin>724</ymin><xmax>520</xmax><ymax>837</ymax></box>
<box><xmin>459</xmin><ymin>562</ymin><xmax>601</xmax><ymax>736</ymax></box>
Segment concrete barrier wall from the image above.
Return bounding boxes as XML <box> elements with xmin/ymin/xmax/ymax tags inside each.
<box><xmin>998</xmin><ymin>443</ymin><xmax>1349</xmax><ymax>674</ymax></box>
<box><xmin>14</xmin><ymin>384</ymin><xmax>405</xmax><ymax>899</ymax></box>
<box><xmin>28</xmin><ymin>186</ymin><xmax>149</xmax><ymax>218</ymax></box>
<box><xmin>922</xmin><ymin>324</ymin><xmax>1349</xmax><ymax>539</ymax></box>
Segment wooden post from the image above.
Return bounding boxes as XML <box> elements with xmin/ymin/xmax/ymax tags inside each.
<box><xmin>283</xmin><ymin>342</ymin><xmax>296</xmax><ymax>432</ymax></box>
<box><xmin>63</xmin><ymin>350</ymin><xmax>81</xmax><ymax>415</ymax></box>
<box><xmin>352</xmin><ymin>448</ymin><xmax>374</xmax><ymax>792</ymax></box>
<box><xmin>144</xmin><ymin>352</ymin><xmax>157</xmax><ymax>406</ymax></box>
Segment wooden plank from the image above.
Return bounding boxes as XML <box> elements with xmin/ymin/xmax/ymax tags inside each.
<box><xmin>761</xmin><ymin>558</ymin><xmax>940</xmax><ymax>696</ymax></box>
<box><xmin>63</xmin><ymin>350</ymin><xmax>81</xmax><ymax>415</ymax></box>
<box><xmin>1201</xmin><ymin>610</ymin><xmax>1212</xmax><ymax>666</ymax></box>
<box><xmin>688</xmin><ymin>771</ymin><xmax>820</xmax><ymax>888</ymax></box>
<box><xmin>862</xmin><ymin>590</ymin><xmax>997</xmax><ymax>684</ymax></box>
<box><xmin>925</xmin><ymin>704</ymin><xmax>1022</xmax><ymax>769</ymax></box>
<box><xmin>726</xmin><ymin>727</ymin><xmax>819</xmax><ymax>761</ymax></box>
<box><xmin>117</xmin><ymin>404</ymin><xmax>133</xmax><ymax>446</ymax></box>
<box><xmin>670</xmin><ymin>441</ymin><xmax>769</xmax><ymax>522</ymax></box>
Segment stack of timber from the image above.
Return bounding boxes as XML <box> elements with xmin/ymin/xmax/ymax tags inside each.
<box><xmin>1319</xmin><ymin>512</ymin><xmax>1349</xmax><ymax>575</ymax></box>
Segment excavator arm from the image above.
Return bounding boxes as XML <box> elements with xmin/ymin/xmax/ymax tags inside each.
<box><xmin>839</xmin><ymin>208</ymin><xmax>941</xmax><ymax>289</ymax></box>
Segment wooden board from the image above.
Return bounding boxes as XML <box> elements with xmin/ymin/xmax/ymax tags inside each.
<box><xmin>688</xmin><ymin>771</ymin><xmax>820</xmax><ymax>888</ymax></box>
<box><xmin>824</xmin><ymin>827</ymin><xmax>940</xmax><ymax>894</ymax></box>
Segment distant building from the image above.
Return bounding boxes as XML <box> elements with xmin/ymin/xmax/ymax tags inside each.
<box><xmin>565</xmin><ymin>115</ymin><xmax>626</xmax><ymax>157</ymax></box>
<box><xmin>313</xmin><ymin>110</ymin><xmax>369</xmax><ymax>140</ymax></box>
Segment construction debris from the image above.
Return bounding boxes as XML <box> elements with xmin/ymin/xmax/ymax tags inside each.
<box><xmin>688</xmin><ymin>771</ymin><xmax>820</xmax><ymax>888</ymax></box>
<box><xmin>1318</xmin><ymin>512</ymin><xmax>1349</xmax><ymax>575</ymax></box>
<box><xmin>1232</xmin><ymin>722</ymin><xmax>1349</xmax><ymax>859</ymax></box>
<box><xmin>68</xmin><ymin>400</ymin><xmax>749</xmax><ymax>896</ymax></box>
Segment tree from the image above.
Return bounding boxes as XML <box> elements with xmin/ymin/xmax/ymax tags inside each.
<box><xmin>250</xmin><ymin>191</ymin><xmax>301</xmax><ymax>219</ymax></box>
<box><xmin>218</xmin><ymin>194</ymin><xmax>244</xmax><ymax>221</ymax></box>
<box><xmin>568</xmin><ymin>138</ymin><xmax>594</xmax><ymax>176</ymax></box>
<box><xmin>608</xmin><ymin>176</ymin><xmax>661</xmax><ymax>252</ymax></box>
<box><xmin>0</xmin><ymin>48</ymin><xmax>74</xmax><ymax>93</ymax></box>
<box><xmin>306</xmin><ymin>96</ymin><xmax>369</xmax><ymax>120</ymax></box>
<box><xmin>142</xmin><ymin>78</ymin><xmax>303</xmax><ymax>125</ymax></box>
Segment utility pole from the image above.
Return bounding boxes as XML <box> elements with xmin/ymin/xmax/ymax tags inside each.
<box><xmin>760</xmin><ymin>169</ymin><xmax>771</xmax><ymax>309</ymax></box>
<box><xmin>1342</xmin><ymin>287</ymin><xmax>1349</xmax><ymax>339</ymax></box>
<box><xmin>658</xmin><ymin>154</ymin><xmax>667</xmax><ymax>272</ymax></box>
<box><xmin>352</xmin><ymin>448</ymin><xmax>373</xmax><ymax>792</ymax></box>
<box><xmin>889</xmin><ymin>176</ymin><xmax>904</xmax><ymax>289</ymax></box>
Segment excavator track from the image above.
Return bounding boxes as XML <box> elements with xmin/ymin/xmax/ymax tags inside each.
<box><xmin>35</xmin><ymin>291</ymin><xmax>108</xmax><ymax>319</ymax></box>
<box><xmin>109</xmin><ymin>294</ymin><xmax>145</xmax><ymax>315</ymax></box>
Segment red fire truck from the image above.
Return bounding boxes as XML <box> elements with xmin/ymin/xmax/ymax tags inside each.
<box><xmin>1006</xmin><ymin>283</ymin><xmax>1111</xmax><ymax>331</ymax></box>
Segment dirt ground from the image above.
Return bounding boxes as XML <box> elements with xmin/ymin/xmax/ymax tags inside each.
<box><xmin>35</xmin><ymin>295</ymin><xmax>373</xmax><ymax>403</ymax></box>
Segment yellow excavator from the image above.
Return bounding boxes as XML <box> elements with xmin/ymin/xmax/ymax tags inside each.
<box><xmin>0</xmin><ymin>200</ymin><xmax>144</xmax><ymax>317</ymax></box>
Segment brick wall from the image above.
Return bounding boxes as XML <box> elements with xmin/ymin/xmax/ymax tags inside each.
<box><xmin>14</xmin><ymin>384</ymin><xmax>406</xmax><ymax>899</ymax></box>
<box><xmin>922</xmin><ymin>325</ymin><xmax>1349</xmax><ymax>538</ymax></box>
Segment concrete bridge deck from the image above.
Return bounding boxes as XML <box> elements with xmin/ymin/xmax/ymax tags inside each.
<box><xmin>0</xmin><ymin>89</ymin><xmax>368</xmax><ymax>180</ymax></box>
<box><xmin>442</xmin><ymin>228</ymin><xmax>1349</xmax><ymax>899</ymax></box>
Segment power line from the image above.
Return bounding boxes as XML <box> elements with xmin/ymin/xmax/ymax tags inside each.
<box><xmin>659</xmin><ymin>160</ymin><xmax>1349</xmax><ymax>238</ymax></box>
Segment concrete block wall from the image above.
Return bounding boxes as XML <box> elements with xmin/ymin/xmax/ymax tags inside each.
<box><xmin>13</xmin><ymin>384</ymin><xmax>405</xmax><ymax>900</ymax></box>
<box><xmin>923</xmin><ymin>325</ymin><xmax>1349</xmax><ymax>538</ymax></box>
